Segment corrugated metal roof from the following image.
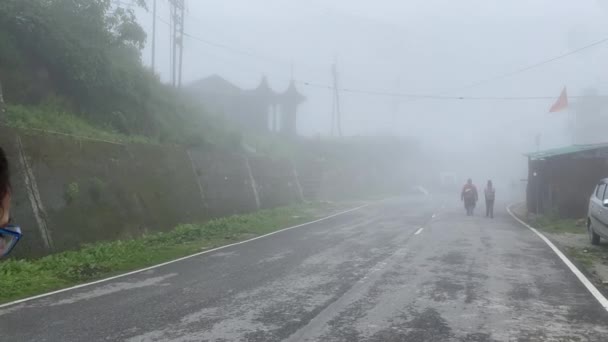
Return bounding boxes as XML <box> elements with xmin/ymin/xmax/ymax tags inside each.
<box><xmin>526</xmin><ymin>143</ymin><xmax>608</xmax><ymax>160</ymax></box>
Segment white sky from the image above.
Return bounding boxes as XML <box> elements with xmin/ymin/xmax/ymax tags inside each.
<box><xmin>134</xmin><ymin>0</ymin><xmax>608</xmax><ymax>157</ymax></box>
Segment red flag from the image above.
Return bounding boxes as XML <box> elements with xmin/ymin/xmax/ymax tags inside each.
<box><xmin>549</xmin><ymin>87</ymin><xmax>568</xmax><ymax>112</ymax></box>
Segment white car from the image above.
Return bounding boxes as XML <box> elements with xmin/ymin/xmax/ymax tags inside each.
<box><xmin>588</xmin><ymin>178</ymin><xmax>608</xmax><ymax>245</ymax></box>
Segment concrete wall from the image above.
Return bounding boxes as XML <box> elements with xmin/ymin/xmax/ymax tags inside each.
<box><xmin>0</xmin><ymin>128</ymin><xmax>45</xmax><ymax>258</ymax></box>
<box><xmin>248</xmin><ymin>156</ymin><xmax>302</xmax><ymax>209</ymax></box>
<box><xmin>2</xmin><ymin>128</ymin><xmax>413</xmax><ymax>258</ymax></box>
<box><xmin>2</xmin><ymin>128</ymin><xmax>306</xmax><ymax>258</ymax></box>
<box><xmin>5</xmin><ymin>128</ymin><xmax>210</xmax><ymax>257</ymax></box>
<box><xmin>293</xmin><ymin>138</ymin><xmax>412</xmax><ymax>201</ymax></box>
<box><xmin>187</xmin><ymin>148</ymin><xmax>259</xmax><ymax>217</ymax></box>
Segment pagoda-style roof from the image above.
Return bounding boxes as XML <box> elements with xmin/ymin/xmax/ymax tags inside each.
<box><xmin>280</xmin><ymin>80</ymin><xmax>306</xmax><ymax>105</ymax></box>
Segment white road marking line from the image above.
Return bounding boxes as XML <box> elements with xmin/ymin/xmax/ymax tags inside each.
<box><xmin>507</xmin><ymin>204</ymin><xmax>608</xmax><ymax>312</ymax></box>
<box><xmin>0</xmin><ymin>203</ymin><xmax>370</xmax><ymax>309</ymax></box>
<box><xmin>414</xmin><ymin>227</ymin><xmax>424</xmax><ymax>235</ymax></box>
<box><xmin>432</xmin><ymin>213</ymin><xmax>436</xmax><ymax>218</ymax></box>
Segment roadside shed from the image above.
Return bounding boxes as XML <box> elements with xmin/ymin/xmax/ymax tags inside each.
<box><xmin>526</xmin><ymin>143</ymin><xmax>608</xmax><ymax>218</ymax></box>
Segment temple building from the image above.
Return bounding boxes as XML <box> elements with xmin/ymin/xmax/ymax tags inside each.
<box><xmin>188</xmin><ymin>75</ymin><xmax>306</xmax><ymax>136</ymax></box>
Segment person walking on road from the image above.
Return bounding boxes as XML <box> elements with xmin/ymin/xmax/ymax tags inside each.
<box><xmin>484</xmin><ymin>180</ymin><xmax>495</xmax><ymax>218</ymax></box>
<box><xmin>461</xmin><ymin>178</ymin><xmax>478</xmax><ymax>216</ymax></box>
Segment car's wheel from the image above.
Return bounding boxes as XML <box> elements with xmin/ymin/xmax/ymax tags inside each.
<box><xmin>588</xmin><ymin>221</ymin><xmax>601</xmax><ymax>245</ymax></box>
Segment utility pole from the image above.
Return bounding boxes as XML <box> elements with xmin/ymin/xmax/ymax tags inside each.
<box><xmin>331</xmin><ymin>63</ymin><xmax>343</xmax><ymax>137</ymax></box>
<box><xmin>169</xmin><ymin>2</ymin><xmax>173</xmax><ymax>84</ymax></box>
<box><xmin>391</xmin><ymin>78</ymin><xmax>400</xmax><ymax>128</ymax></box>
<box><xmin>169</xmin><ymin>0</ymin><xmax>185</xmax><ymax>87</ymax></box>
<box><xmin>177</xmin><ymin>2</ymin><xmax>185</xmax><ymax>87</ymax></box>
<box><xmin>151</xmin><ymin>0</ymin><xmax>157</xmax><ymax>72</ymax></box>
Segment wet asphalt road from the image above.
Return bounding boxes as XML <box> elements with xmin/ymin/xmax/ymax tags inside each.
<box><xmin>1</xmin><ymin>196</ymin><xmax>608</xmax><ymax>341</ymax></box>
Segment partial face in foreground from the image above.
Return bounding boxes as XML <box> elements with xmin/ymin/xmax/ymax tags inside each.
<box><xmin>0</xmin><ymin>190</ymin><xmax>15</xmax><ymax>257</ymax></box>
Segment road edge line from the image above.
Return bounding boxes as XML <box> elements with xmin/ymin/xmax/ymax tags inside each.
<box><xmin>506</xmin><ymin>203</ymin><xmax>608</xmax><ymax>312</ymax></box>
<box><xmin>0</xmin><ymin>203</ymin><xmax>370</xmax><ymax>309</ymax></box>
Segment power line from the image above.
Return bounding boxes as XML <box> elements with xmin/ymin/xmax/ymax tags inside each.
<box><xmin>112</xmin><ymin>0</ymin><xmax>137</xmax><ymax>8</ymax></box>
<box><xmin>449</xmin><ymin>37</ymin><xmax>608</xmax><ymax>92</ymax></box>
<box><xmin>332</xmin><ymin>36</ymin><xmax>608</xmax><ymax>101</ymax></box>
<box><xmin>291</xmin><ymin>80</ymin><xmax>608</xmax><ymax>100</ymax></box>
<box><xmin>181</xmin><ymin>11</ymin><xmax>325</xmax><ymax>73</ymax></box>
<box><xmin>156</xmin><ymin>15</ymin><xmax>170</xmax><ymax>26</ymax></box>
<box><xmin>341</xmin><ymin>92</ymin><xmax>608</xmax><ymax>101</ymax></box>
<box><xmin>151</xmin><ymin>16</ymin><xmax>297</xmax><ymax>82</ymax></box>
<box><xmin>180</xmin><ymin>32</ymin><xmax>608</xmax><ymax>100</ymax></box>
<box><xmin>183</xmin><ymin>32</ymin><xmax>262</xmax><ymax>59</ymax></box>
<box><xmin>147</xmin><ymin>5</ymin><xmax>608</xmax><ymax>102</ymax></box>
<box><xmin>181</xmin><ymin>31</ymin><xmax>321</xmax><ymax>75</ymax></box>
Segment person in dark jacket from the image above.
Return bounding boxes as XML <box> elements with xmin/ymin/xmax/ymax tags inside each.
<box><xmin>461</xmin><ymin>178</ymin><xmax>478</xmax><ymax>216</ymax></box>
<box><xmin>484</xmin><ymin>180</ymin><xmax>496</xmax><ymax>218</ymax></box>
<box><xmin>0</xmin><ymin>147</ymin><xmax>20</xmax><ymax>258</ymax></box>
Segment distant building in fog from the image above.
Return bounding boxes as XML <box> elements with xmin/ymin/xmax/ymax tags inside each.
<box><xmin>572</xmin><ymin>88</ymin><xmax>608</xmax><ymax>145</ymax></box>
<box><xmin>526</xmin><ymin>143</ymin><xmax>608</xmax><ymax>218</ymax></box>
<box><xmin>187</xmin><ymin>75</ymin><xmax>305</xmax><ymax>136</ymax></box>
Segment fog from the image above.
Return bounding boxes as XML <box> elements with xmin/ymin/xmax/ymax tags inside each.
<box><xmin>134</xmin><ymin>0</ymin><xmax>608</xmax><ymax>191</ymax></box>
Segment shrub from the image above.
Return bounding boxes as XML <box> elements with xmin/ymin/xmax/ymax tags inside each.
<box><xmin>65</xmin><ymin>182</ymin><xmax>80</xmax><ymax>204</ymax></box>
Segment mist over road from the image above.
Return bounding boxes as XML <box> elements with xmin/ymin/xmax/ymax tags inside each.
<box><xmin>1</xmin><ymin>196</ymin><xmax>607</xmax><ymax>341</ymax></box>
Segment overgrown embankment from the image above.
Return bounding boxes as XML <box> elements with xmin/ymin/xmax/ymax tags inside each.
<box><xmin>0</xmin><ymin>125</ymin><xmax>312</xmax><ymax>259</ymax></box>
<box><xmin>0</xmin><ymin>0</ymin><xmax>244</xmax><ymax>148</ymax></box>
<box><xmin>1</xmin><ymin>126</ymin><xmax>411</xmax><ymax>260</ymax></box>
<box><xmin>5</xmin><ymin>104</ymin><xmax>153</xmax><ymax>144</ymax></box>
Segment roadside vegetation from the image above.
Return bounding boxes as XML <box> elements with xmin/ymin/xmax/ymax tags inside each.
<box><xmin>531</xmin><ymin>214</ymin><xmax>583</xmax><ymax>234</ymax></box>
<box><xmin>0</xmin><ymin>0</ymin><xmax>243</xmax><ymax>149</ymax></box>
<box><xmin>5</xmin><ymin>104</ymin><xmax>155</xmax><ymax>144</ymax></box>
<box><xmin>0</xmin><ymin>202</ymin><xmax>345</xmax><ymax>304</ymax></box>
<box><xmin>518</xmin><ymin>207</ymin><xmax>608</xmax><ymax>288</ymax></box>
<box><xmin>563</xmin><ymin>246</ymin><xmax>608</xmax><ymax>269</ymax></box>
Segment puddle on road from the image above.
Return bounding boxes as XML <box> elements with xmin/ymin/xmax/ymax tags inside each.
<box><xmin>0</xmin><ymin>303</ymin><xmax>27</xmax><ymax>317</ymax></box>
<box><xmin>46</xmin><ymin>273</ymin><xmax>178</xmax><ymax>306</ymax></box>
<box><xmin>257</xmin><ymin>250</ymin><xmax>292</xmax><ymax>264</ymax></box>
<box><xmin>0</xmin><ymin>272</ymin><xmax>179</xmax><ymax>315</ymax></box>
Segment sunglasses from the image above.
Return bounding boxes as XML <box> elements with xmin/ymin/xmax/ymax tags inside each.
<box><xmin>0</xmin><ymin>225</ymin><xmax>22</xmax><ymax>258</ymax></box>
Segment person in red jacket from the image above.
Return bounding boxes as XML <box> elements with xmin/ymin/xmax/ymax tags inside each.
<box><xmin>461</xmin><ymin>178</ymin><xmax>478</xmax><ymax>216</ymax></box>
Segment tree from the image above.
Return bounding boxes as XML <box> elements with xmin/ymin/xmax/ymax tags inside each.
<box><xmin>0</xmin><ymin>0</ymin><xmax>157</xmax><ymax>134</ymax></box>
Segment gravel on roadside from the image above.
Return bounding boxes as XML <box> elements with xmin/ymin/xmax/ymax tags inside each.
<box><xmin>510</xmin><ymin>203</ymin><xmax>608</xmax><ymax>288</ymax></box>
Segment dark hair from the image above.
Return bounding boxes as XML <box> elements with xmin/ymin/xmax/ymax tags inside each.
<box><xmin>0</xmin><ymin>146</ymin><xmax>10</xmax><ymax>202</ymax></box>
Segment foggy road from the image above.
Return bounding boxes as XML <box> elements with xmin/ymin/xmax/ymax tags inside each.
<box><xmin>1</xmin><ymin>197</ymin><xmax>608</xmax><ymax>341</ymax></box>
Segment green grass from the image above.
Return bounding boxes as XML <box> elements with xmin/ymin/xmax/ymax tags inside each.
<box><xmin>3</xmin><ymin>104</ymin><xmax>301</xmax><ymax>159</ymax></box>
<box><xmin>0</xmin><ymin>203</ymin><xmax>329</xmax><ymax>304</ymax></box>
<box><xmin>6</xmin><ymin>104</ymin><xmax>155</xmax><ymax>144</ymax></box>
<box><xmin>564</xmin><ymin>247</ymin><xmax>600</xmax><ymax>268</ymax></box>
<box><xmin>529</xmin><ymin>214</ymin><xmax>608</xmax><ymax>284</ymax></box>
<box><xmin>532</xmin><ymin>215</ymin><xmax>584</xmax><ymax>234</ymax></box>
